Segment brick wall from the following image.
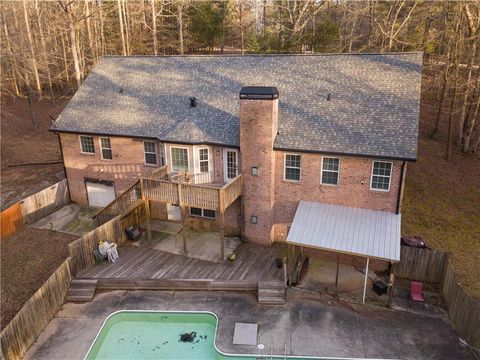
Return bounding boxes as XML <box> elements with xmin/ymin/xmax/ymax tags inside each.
<box><xmin>60</xmin><ymin>133</ymin><xmax>160</xmax><ymax>206</ymax></box>
<box><xmin>273</xmin><ymin>151</ymin><xmax>403</xmax><ymax>241</ymax></box>
<box><xmin>240</xmin><ymin>98</ymin><xmax>278</xmax><ymax>246</ymax></box>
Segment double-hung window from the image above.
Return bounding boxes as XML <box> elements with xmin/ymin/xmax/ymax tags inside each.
<box><xmin>284</xmin><ymin>154</ymin><xmax>301</xmax><ymax>181</ymax></box>
<box><xmin>144</xmin><ymin>141</ymin><xmax>157</xmax><ymax>165</ymax></box>
<box><xmin>199</xmin><ymin>148</ymin><xmax>209</xmax><ymax>173</ymax></box>
<box><xmin>100</xmin><ymin>138</ymin><xmax>112</xmax><ymax>160</ymax></box>
<box><xmin>371</xmin><ymin>161</ymin><xmax>393</xmax><ymax>191</ymax></box>
<box><xmin>171</xmin><ymin>147</ymin><xmax>189</xmax><ymax>171</ymax></box>
<box><xmin>190</xmin><ymin>207</ymin><xmax>215</xmax><ymax>219</ymax></box>
<box><xmin>80</xmin><ymin>135</ymin><xmax>95</xmax><ymax>154</ymax></box>
<box><xmin>321</xmin><ymin>157</ymin><xmax>340</xmax><ymax>185</ymax></box>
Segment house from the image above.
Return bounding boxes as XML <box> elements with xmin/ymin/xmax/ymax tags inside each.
<box><xmin>51</xmin><ymin>53</ymin><xmax>422</xmax><ymax>262</ymax></box>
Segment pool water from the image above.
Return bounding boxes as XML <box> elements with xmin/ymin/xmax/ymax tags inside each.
<box><xmin>85</xmin><ymin>311</ymin><xmax>360</xmax><ymax>360</ymax></box>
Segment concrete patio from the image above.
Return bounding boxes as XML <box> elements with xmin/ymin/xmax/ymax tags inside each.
<box><xmin>24</xmin><ymin>289</ymin><xmax>474</xmax><ymax>360</ymax></box>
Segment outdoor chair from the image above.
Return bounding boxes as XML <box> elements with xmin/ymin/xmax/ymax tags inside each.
<box><xmin>125</xmin><ymin>225</ymin><xmax>145</xmax><ymax>242</ymax></box>
<box><xmin>410</xmin><ymin>281</ymin><xmax>424</xmax><ymax>302</ymax></box>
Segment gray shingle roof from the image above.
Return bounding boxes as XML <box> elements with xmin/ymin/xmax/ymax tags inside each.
<box><xmin>52</xmin><ymin>53</ymin><xmax>422</xmax><ymax>160</ymax></box>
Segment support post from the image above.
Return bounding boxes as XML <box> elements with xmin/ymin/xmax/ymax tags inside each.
<box><xmin>178</xmin><ymin>183</ymin><xmax>187</xmax><ymax>255</ymax></box>
<box><xmin>145</xmin><ymin>200</ymin><xmax>152</xmax><ymax>242</ymax></box>
<box><xmin>363</xmin><ymin>258</ymin><xmax>370</xmax><ymax>304</ymax></box>
<box><xmin>219</xmin><ymin>189</ymin><xmax>225</xmax><ymax>261</ymax></box>
<box><xmin>335</xmin><ymin>253</ymin><xmax>340</xmax><ymax>293</ymax></box>
<box><xmin>389</xmin><ymin>272</ymin><xmax>396</xmax><ymax>308</ymax></box>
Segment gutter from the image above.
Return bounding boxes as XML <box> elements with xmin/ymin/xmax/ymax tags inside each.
<box><xmin>396</xmin><ymin>161</ymin><xmax>407</xmax><ymax>214</ymax></box>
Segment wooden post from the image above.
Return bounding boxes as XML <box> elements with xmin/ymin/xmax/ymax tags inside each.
<box><xmin>335</xmin><ymin>253</ymin><xmax>340</xmax><ymax>293</ymax></box>
<box><xmin>178</xmin><ymin>183</ymin><xmax>187</xmax><ymax>255</ymax></box>
<box><xmin>363</xmin><ymin>258</ymin><xmax>370</xmax><ymax>304</ymax></box>
<box><xmin>145</xmin><ymin>200</ymin><xmax>152</xmax><ymax>242</ymax></box>
<box><xmin>219</xmin><ymin>188</ymin><xmax>225</xmax><ymax>262</ymax></box>
<box><xmin>389</xmin><ymin>272</ymin><xmax>396</xmax><ymax>308</ymax></box>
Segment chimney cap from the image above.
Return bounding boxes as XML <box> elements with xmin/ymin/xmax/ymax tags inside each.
<box><xmin>240</xmin><ymin>86</ymin><xmax>279</xmax><ymax>100</ymax></box>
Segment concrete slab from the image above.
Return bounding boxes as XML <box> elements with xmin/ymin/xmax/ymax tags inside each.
<box><xmin>233</xmin><ymin>323</ymin><xmax>258</xmax><ymax>345</ymax></box>
<box><xmin>23</xmin><ymin>289</ymin><xmax>475</xmax><ymax>360</ymax></box>
<box><xmin>30</xmin><ymin>204</ymin><xmax>96</xmax><ymax>236</ymax></box>
<box><xmin>133</xmin><ymin>220</ymin><xmax>241</xmax><ymax>262</ymax></box>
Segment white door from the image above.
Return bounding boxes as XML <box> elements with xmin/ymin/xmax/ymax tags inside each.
<box><xmin>193</xmin><ymin>146</ymin><xmax>212</xmax><ymax>184</ymax></box>
<box><xmin>86</xmin><ymin>182</ymin><xmax>116</xmax><ymax>207</ymax></box>
<box><xmin>167</xmin><ymin>204</ymin><xmax>181</xmax><ymax>221</ymax></box>
<box><xmin>223</xmin><ymin>149</ymin><xmax>239</xmax><ymax>181</ymax></box>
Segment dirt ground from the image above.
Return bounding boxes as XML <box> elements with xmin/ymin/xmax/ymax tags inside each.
<box><xmin>401</xmin><ymin>74</ymin><xmax>480</xmax><ymax>300</ymax></box>
<box><xmin>0</xmin><ymin>227</ymin><xmax>77</xmax><ymax>329</ymax></box>
<box><xmin>0</xmin><ymin>97</ymin><xmax>70</xmax><ymax>210</ymax></box>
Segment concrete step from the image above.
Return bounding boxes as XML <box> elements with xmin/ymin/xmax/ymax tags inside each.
<box><xmin>258</xmin><ymin>281</ymin><xmax>286</xmax><ymax>305</ymax></box>
<box><xmin>258</xmin><ymin>294</ymin><xmax>286</xmax><ymax>305</ymax></box>
<box><xmin>258</xmin><ymin>281</ymin><xmax>285</xmax><ymax>289</ymax></box>
<box><xmin>66</xmin><ymin>279</ymin><xmax>97</xmax><ymax>302</ymax></box>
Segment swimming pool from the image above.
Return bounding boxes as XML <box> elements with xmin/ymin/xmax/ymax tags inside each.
<box><xmin>85</xmin><ymin>310</ymin><xmax>380</xmax><ymax>360</ymax></box>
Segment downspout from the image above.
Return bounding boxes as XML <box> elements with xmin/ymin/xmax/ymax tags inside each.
<box><xmin>396</xmin><ymin>161</ymin><xmax>407</xmax><ymax>214</ymax></box>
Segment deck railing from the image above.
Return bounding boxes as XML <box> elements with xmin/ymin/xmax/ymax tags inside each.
<box><xmin>148</xmin><ymin>164</ymin><xmax>169</xmax><ymax>180</ymax></box>
<box><xmin>94</xmin><ymin>174</ymin><xmax>243</xmax><ymax>225</ymax></box>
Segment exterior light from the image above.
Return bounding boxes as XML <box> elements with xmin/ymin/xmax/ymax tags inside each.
<box><xmin>251</xmin><ymin>166</ymin><xmax>259</xmax><ymax>176</ymax></box>
<box><xmin>250</xmin><ymin>215</ymin><xmax>258</xmax><ymax>224</ymax></box>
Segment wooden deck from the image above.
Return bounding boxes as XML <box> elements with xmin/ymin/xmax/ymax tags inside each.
<box><xmin>78</xmin><ymin>242</ymin><xmax>285</xmax><ymax>283</ymax></box>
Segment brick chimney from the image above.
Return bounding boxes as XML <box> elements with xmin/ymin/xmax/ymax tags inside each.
<box><xmin>239</xmin><ymin>86</ymin><xmax>279</xmax><ymax>245</ymax></box>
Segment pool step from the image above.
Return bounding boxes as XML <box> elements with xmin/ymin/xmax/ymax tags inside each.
<box><xmin>66</xmin><ymin>279</ymin><xmax>98</xmax><ymax>302</ymax></box>
<box><xmin>257</xmin><ymin>281</ymin><xmax>286</xmax><ymax>305</ymax></box>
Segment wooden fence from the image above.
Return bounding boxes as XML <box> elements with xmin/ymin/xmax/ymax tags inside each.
<box><xmin>0</xmin><ymin>258</ymin><xmax>73</xmax><ymax>360</ymax></box>
<box><xmin>69</xmin><ymin>201</ymin><xmax>146</xmax><ymax>276</ymax></box>
<box><xmin>393</xmin><ymin>246</ymin><xmax>480</xmax><ymax>354</ymax></box>
<box><xmin>0</xmin><ymin>203</ymin><xmax>23</xmax><ymax>239</ymax></box>
<box><xmin>20</xmin><ymin>179</ymin><xmax>70</xmax><ymax>224</ymax></box>
<box><xmin>392</xmin><ymin>246</ymin><xmax>449</xmax><ymax>283</ymax></box>
<box><xmin>221</xmin><ymin>174</ymin><xmax>243</xmax><ymax>210</ymax></box>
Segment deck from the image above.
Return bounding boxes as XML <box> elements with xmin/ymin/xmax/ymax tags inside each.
<box><xmin>77</xmin><ymin>242</ymin><xmax>285</xmax><ymax>284</ymax></box>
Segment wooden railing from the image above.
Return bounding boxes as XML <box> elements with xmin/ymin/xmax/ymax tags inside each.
<box><xmin>221</xmin><ymin>174</ymin><xmax>243</xmax><ymax>210</ymax></box>
<box><xmin>94</xmin><ymin>180</ymin><xmax>142</xmax><ymax>225</ymax></box>
<box><xmin>148</xmin><ymin>164</ymin><xmax>169</xmax><ymax>180</ymax></box>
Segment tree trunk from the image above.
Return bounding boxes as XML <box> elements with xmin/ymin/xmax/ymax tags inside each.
<box><xmin>239</xmin><ymin>0</ymin><xmax>244</xmax><ymax>55</ymax></box>
<box><xmin>122</xmin><ymin>0</ymin><xmax>131</xmax><ymax>54</ymax></box>
<box><xmin>446</xmin><ymin>38</ymin><xmax>461</xmax><ymax>161</ymax></box>
<box><xmin>463</xmin><ymin>69</ymin><xmax>480</xmax><ymax>152</ymax></box>
<box><xmin>431</xmin><ymin>62</ymin><xmax>451</xmax><ymax>139</ymax></box>
<box><xmin>68</xmin><ymin>11</ymin><xmax>82</xmax><ymax>89</ymax></box>
<box><xmin>35</xmin><ymin>0</ymin><xmax>55</xmax><ymax>104</ymax></box>
<box><xmin>178</xmin><ymin>2</ymin><xmax>184</xmax><ymax>55</ymax></box>
<box><xmin>117</xmin><ymin>0</ymin><xmax>127</xmax><ymax>55</ymax></box>
<box><xmin>3</xmin><ymin>10</ymin><xmax>21</xmax><ymax>97</ymax></box>
<box><xmin>151</xmin><ymin>0</ymin><xmax>157</xmax><ymax>55</ymax></box>
<box><xmin>61</xmin><ymin>35</ymin><xmax>70</xmax><ymax>83</ymax></box>
<box><xmin>22</xmin><ymin>0</ymin><xmax>43</xmax><ymax>97</ymax></box>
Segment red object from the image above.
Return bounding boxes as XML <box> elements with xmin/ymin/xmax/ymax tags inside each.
<box><xmin>411</xmin><ymin>281</ymin><xmax>424</xmax><ymax>302</ymax></box>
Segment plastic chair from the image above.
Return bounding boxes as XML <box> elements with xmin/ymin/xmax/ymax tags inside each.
<box><xmin>411</xmin><ymin>281</ymin><xmax>424</xmax><ymax>302</ymax></box>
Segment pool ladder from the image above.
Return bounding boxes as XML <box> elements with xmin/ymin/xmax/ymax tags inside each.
<box><xmin>266</xmin><ymin>343</ymin><xmax>287</xmax><ymax>360</ymax></box>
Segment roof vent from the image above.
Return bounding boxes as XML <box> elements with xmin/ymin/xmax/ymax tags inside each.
<box><xmin>190</xmin><ymin>97</ymin><xmax>197</xmax><ymax>107</ymax></box>
<box><xmin>326</xmin><ymin>93</ymin><xmax>331</xmax><ymax>101</ymax></box>
<box><xmin>119</xmin><ymin>88</ymin><xmax>123</xmax><ymax>94</ymax></box>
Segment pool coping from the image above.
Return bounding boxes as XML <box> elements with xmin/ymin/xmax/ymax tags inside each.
<box><xmin>84</xmin><ymin>310</ymin><xmax>398</xmax><ymax>360</ymax></box>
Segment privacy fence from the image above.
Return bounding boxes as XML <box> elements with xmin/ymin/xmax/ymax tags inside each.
<box><xmin>0</xmin><ymin>258</ymin><xmax>73</xmax><ymax>360</ymax></box>
<box><xmin>393</xmin><ymin>246</ymin><xmax>480</xmax><ymax>355</ymax></box>
<box><xmin>0</xmin><ymin>179</ymin><xmax>70</xmax><ymax>238</ymax></box>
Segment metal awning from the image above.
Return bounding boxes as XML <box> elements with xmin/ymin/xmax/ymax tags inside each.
<box><xmin>287</xmin><ymin>201</ymin><xmax>401</xmax><ymax>262</ymax></box>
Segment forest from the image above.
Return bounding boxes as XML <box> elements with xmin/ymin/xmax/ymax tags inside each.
<box><xmin>0</xmin><ymin>0</ymin><xmax>479</xmax><ymax>155</ymax></box>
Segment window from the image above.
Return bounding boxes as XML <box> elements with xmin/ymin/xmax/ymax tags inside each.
<box><xmin>321</xmin><ymin>157</ymin><xmax>340</xmax><ymax>185</ymax></box>
<box><xmin>100</xmin><ymin>138</ymin><xmax>112</xmax><ymax>160</ymax></box>
<box><xmin>199</xmin><ymin>148</ymin><xmax>209</xmax><ymax>173</ymax></box>
<box><xmin>284</xmin><ymin>154</ymin><xmax>301</xmax><ymax>181</ymax></box>
<box><xmin>171</xmin><ymin>147</ymin><xmax>188</xmax><ymax>171</ymax></box>
<box><xmin>80</xmin><ymin>135</ymin><xmax>95</xmax><ymax>154</ymax></box>
<box><xmin>144</xmin><ymin>141</ymin><xmax>157</xmax><ymax>165</ymax></box>
<box><xmin>371</xmin><ymin>161</ymin><xmax>393</xmax><ymax>191</ymax></box>
<box><xmin>190</xmin><ymin>207</ymin><xmax>215</xmax><ymax>219</ymax></box>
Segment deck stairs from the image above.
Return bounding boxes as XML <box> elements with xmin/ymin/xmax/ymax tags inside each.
<box><xmin>66</xmin><ymin>279</ymin><xmax>98</xmax><ymax>302</ymax></box>
<box><xmin>257</xmin><ymin>281</ymin><xmax>286</xmax><ymax>305</ymax></box>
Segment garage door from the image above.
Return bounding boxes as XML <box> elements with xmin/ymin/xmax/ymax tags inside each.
<box><xmin>86</xmin><ymin>182</ymin><xmax>116</xmax><ymax>207</ymax></box>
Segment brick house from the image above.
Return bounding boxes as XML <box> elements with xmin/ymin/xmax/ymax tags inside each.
<box><xmin>51</xmin><ymin>53</ymin><xmax>422</xmax><ymax>255</ymax></box>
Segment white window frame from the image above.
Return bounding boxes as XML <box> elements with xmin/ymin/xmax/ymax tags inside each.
<box><xmin>198</xmin><ymin>148</ymin><xmax>210</xmax><ymax>173</ymax></box>
<box><xmin>79</xmin><ymin>135</ymin><xmax>95</xmax><ymax>154</ymax></box>
<box><xmin>170</xmin><ymin>146</ymin><xmax>190</xmax><ymax>172</ymax></box>
<box><xmin>284</xmin><ymin>153</ymin><xmax>301</xmax><ymax>182</ymax></box>
<box><xmin>99</xmin><ymin>137</ymin><xmax>112</xmax><ymax>160</ymax></box>
<box><xmin>223</xmin><ymin>148</ymin><xmax>239</xmax><ymax>181</ymax></box>
<box><xmin>370</xmin><ymin>160</ymin><xmax>393</xmax><ymax>192</ymax></box>
<box><xmin>320</xmin><ymin>156</ymin><xmax>340</xmax><ymax>186</ymax></box>
<box><xmin>144</xmin><ymin>141</ymin><xmax>158</xmax><ymax>166</ymax></box>
<box><xmin>189</xmin><ymin>207</ymin><xmax>215</xmax><ymax>219</ymax></box>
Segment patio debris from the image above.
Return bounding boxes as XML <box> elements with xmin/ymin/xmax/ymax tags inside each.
<box><xmin>179</xmin><ymin>331</ymin><xmax>197</xmax><ymax>343</ymax></box>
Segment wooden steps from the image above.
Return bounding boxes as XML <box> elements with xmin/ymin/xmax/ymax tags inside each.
<box><xmin>66</xmin><ymin>279</ymin><xmax>98</xmax><ymax>302</ymax></box>
<box><xmin>258</xmin><ymin>281</ymin><xmax>286</xmax><ymax>305</ymax></box>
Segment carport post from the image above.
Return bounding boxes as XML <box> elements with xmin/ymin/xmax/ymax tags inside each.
<box><xmin>362</xmin><ymin>258</ymin><xmax>370</xmax><ymax>304</ymax></box>
<box><xmin>335</xmin><ymin>253</ymin><xmax>340</xmax><ymax>293</ymax></box>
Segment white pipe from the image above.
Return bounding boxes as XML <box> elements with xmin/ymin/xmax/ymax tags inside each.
<box><xmin>363</xmin><ymin>258</ymin><xmax>370</xmax><ymax>304</ymax></box>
